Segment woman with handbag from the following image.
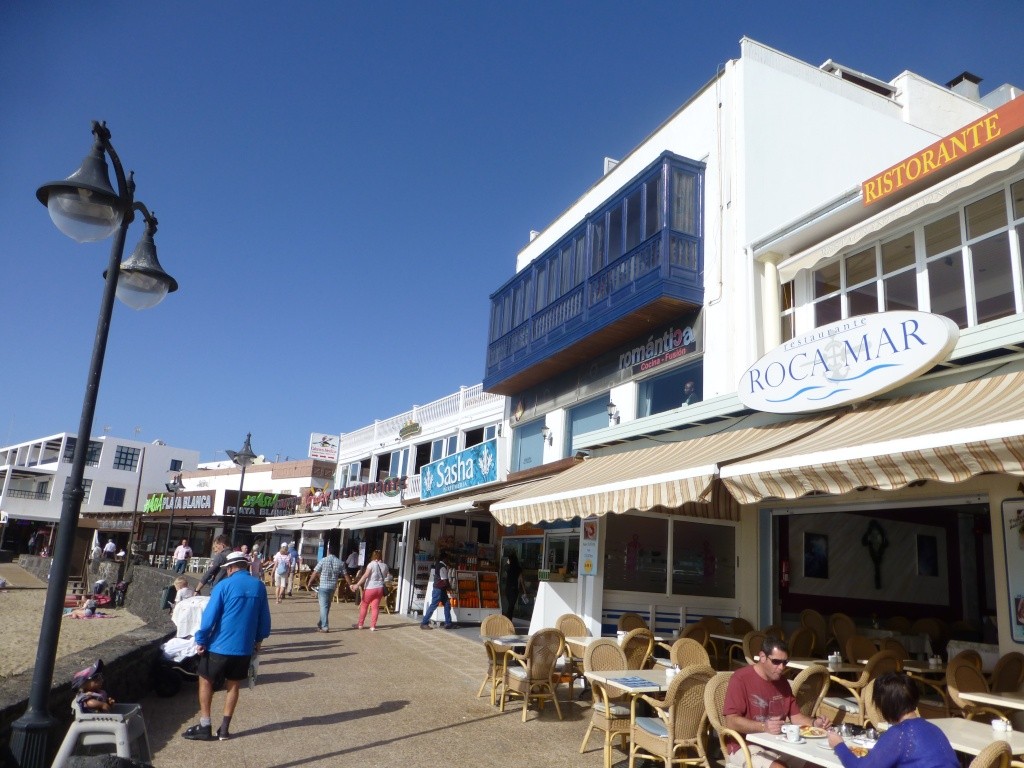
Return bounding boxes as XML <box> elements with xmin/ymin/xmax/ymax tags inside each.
<box><xmin>349</xmin><ymin>549</ymin><xmax>390</xmax><ymax>631</ymax></box>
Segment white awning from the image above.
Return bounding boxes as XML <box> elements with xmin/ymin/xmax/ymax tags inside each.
<box><xmin>250</xmin><ymin>513</ymin><xmax>323</xmax><ymax>532</ymax></box>
<box><xmin>721</xmin><ymin>370</ymin><xmax>1024</xmax><ymax>503</ymax></box>
<box><xmin>777</xmin><ymin>145</ymin><xmax>1024</xmax><ymax>282</ymax></box>
<box><xmin>303</xmin><ymin>508</ymin><xmax>396</xmax><ymax>531</ymax></box>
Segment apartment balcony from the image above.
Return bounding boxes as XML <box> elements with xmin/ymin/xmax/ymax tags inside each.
<box><xmin>484</xmin><ymin>153</ymin><xmax>705</xmax><ymax>395</ymax></box>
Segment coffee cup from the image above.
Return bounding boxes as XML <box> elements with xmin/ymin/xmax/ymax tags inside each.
<box><xmin>665</xmin><ymin>667</ymin><xmax>677</xmax><ymax>682</ymax></box>
<box><xmin>993</xmin><ymin>719</ymin><xmax>1007</xmax><ymax>733</ymax></box>
<box><xmin>616</xmin><ymin>630</ymin><xmax>626</xmax><ymax>641</ymax></box>
<box><xmin>781</xmin><ymin>724</ymin><xmax>800</xmax><ymax>743</ymax></box>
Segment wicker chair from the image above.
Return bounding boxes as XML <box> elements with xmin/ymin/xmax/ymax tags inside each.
<box><xmin>730</xmin><ymin>631</ymin><xmax>766</xmax><ymax>670</ymax></box>
<box><xmin>948</xmin><ymin>663</ymin><xmax>1011</xmax><ymax>722</ymax></box>
<box><xmin>699</xmin><ymin>616</ymin><xmax>730</xmax><ymax>667</ymax></box>
<box><xmin>789</xmin><ymin>663</ymin><xmax>830</xmax><ymax>719</ymax></box>
<box><xmin>885</xmin><ymin>616</ymin><xmax>912</xmax><ymax>633</ymax></box>
<box><xmin>627</xmin><ymin>664</ymin><xmax>715</xmax><ymax>768</ymax></box>
<box><xmin>762</xmin><ymin>624</ymin><xmax>786</xmax><ymax>641</ymax></box>
<box><xmin>990</xmin><ymin>652</ymin><xmax>1024</xmax><ymax>693</ymax></box>
<box><xmin>819</xmin><ymin>650</ymin><xmax>901</xmax><ymax>726</ymax></box>
<box><xmin>969</xmin><ymin>740</ymin><xmax>1012</xmax><ymax>768</ymax></box>
<box><xmin>499</xmin><ymin>627</ymin><xmax>565</xmax><ymax>722</ymax></box>
<box><xmin>621</xmin><ymin>627</ymin><xmax>655</xmax><ymax>670</ymax></box>
<box><xmin>704</xmin><ymin>671</ymin><xmax>752</xmax><ymax>768</ymax></box>
<box><xmin>950</xmin><ymin>649</ymin><xmax>984</xmax><ymax>671</ymax></box>
<box><xmin>555</xmin><ymin>613</ymin><xmax>590</xmax><ymax>688</ymax></box>
<box><xmin>477</xmin><ymin>614</ymin><xmax>517</xmax><ymax>703</ymax></box>
<box><xmin>480</xmin><ymin>613</ymin><xmax>515</xmax><ymax>638</ymax></box>
<box><xmin>861</xmin><ymin>679</ymin><xmax>887</xmax><ymax>728</ymax></box>
<box><xmin>881</xmin><ymin>638</ymin><xmax>909</xmax><ymax>661</ymax></box>
<box><xmin>618</xmin><ymin>612</ymin><xmax>649</xmax><ymax>632</ymax></box>
<box><xmin>910</xmin><ymin>617</ymin><xmax>946</xmax><ymax>656</ymax></box>
<box><xmin>846</xmin><ymin>635</ymin><xmax>880</xmax><ymax>664</ymax></box>
<box><xmin>788</xmin><ymin>626</ymin><xmax>815</xmax><ymax>658</ymax></box>
<box><xmin>656</xmin><ymin>638</ymin><xmax>711</xmax><ymax>670</ymax></box>
<box><xmin>800</xmin><ymin>609</ymin><xmax>829</xmax><ymax>656</ymax></box>
<box><xmin>830</xmin><ymin>613</ymin><xmax>857</xmax><ymax>660</ymax></box>
<box><xmin>679</xmin><ymin>623</ymin><xmax>711</xmax><ymax>650</ymax></box>
<box><xmin>579</xmin><ymin>639</ymin><xmax>631</xmax><ymax>768</ymax></box>
<box><xmin>730</xmin><ymin>617</ymin><xmax>755</xmax><ymax>635</ymax></box>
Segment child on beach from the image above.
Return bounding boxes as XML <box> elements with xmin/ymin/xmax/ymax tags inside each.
<box><xmin>73</xmin><ymin>659</ymin><xmax>115</xmax><ymax>713</ymax></box>
<box><xmin>68</xmin><ymin>594</ymin><xmax>98</xmax><ymax>618</ymax></box>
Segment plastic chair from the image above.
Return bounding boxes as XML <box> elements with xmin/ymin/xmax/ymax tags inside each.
<box><xmin>51</xmin><ymin>703</ymin><xmax>152</xmax><ymax>768</ymax></box>
<box><xmin>579</xmin><ymin>639</ymin><xmax>630</xmax><ymax>768</ymax></box>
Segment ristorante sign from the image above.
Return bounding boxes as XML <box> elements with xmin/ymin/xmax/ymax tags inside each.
<box><xmin>738</xmin><ymin>311</ymin><xmax>958</xmax><ymax>414</ymax></box>
<box><xmin>862</xmin><ymin>93</ymin><xmax>1024</xmax><ymax>206</ymax></box>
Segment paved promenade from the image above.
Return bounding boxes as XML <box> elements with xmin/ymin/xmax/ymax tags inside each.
<box><xmin>139</xmin><ymin>594</ymin><xmax>611</xmax><ymax>768</ymax></box>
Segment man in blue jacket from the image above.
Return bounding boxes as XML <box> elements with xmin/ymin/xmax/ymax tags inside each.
<box><xmin>182</xmin><ymin>550</ymin><xmax>272</xmax><ymax>741</ymax></box>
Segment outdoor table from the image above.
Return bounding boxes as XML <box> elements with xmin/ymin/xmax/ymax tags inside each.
<box><xmin>959</xmin><ymin>690</ymin><xmax>1024</xmax><ymax>712</ymax></box>
<box><xmin>929</xmin><ymin>717</ymin><xmax>1024</xmax><ymax>755</ymax></box>
<box><xmin>747</xmin><ymin>730</ymin><xmax>842</xmax><ymax>768</ymax></box>
<box><xmin>786</xmin><ymin>658</ymin><xmax>863</xmax><ymax>676</ymax></box>
<box><xmin>710</xmin><ymin>632</ymin><xmax>746</xmax><ymax>645</ymax></box>
<box><xmin>585</xmin><ymin>669</ymin><xmax>670</xmax><ymax>695</ymax></box>
<box><xmin>487</xmin><ymin>634</ymin><xmax>532</xmax><ymax>652</ymax></box>
<box><xmin>902</xmin><ymin>660</ymin><xmax>947</xmax><ymax>677</ymax></box>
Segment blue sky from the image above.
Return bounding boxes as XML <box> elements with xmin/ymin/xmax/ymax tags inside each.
<box><xmin>1</xmin><ymin>2</ymin><xmax>1022</xmax><ymax>464</ymax></box>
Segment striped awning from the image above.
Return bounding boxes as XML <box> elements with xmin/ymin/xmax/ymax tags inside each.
<box><xmin>720</xmin><ymin>370</ymin><xmax>1024</xmax><ymax>503</ymax></box>
<box><xmin>489</xmin><ymin>414</ymin><xmax>838</xmax><ymax>526</ymax></box>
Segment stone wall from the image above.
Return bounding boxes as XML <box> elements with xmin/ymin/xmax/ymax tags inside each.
<box><xmin>0</xmin><ymin>563</ymin><xmax>179</xmax><ymax>767</ymax></box>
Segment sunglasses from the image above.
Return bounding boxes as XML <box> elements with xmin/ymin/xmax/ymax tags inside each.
<box><xmin>765</xmin><ymin>656</ymin><xmax>789</xmax><ymax>666</ymax></box>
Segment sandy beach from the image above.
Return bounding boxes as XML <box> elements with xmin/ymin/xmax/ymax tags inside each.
<box><xmin>0</xmin><ymin>567</ymin><xmax>145</xmax><ymax>681</ymax></box>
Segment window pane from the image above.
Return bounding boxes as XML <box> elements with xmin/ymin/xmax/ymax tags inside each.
<box><xmin>535</xmin><ymin>264</ymin><xmax>546</xmax><ymax>310</ymax></box>
<box><xmin>565</xmin><ymin>396</ymin><xmax>611</xmax><ymax>453</ymax></box>
<box><xmin>971</xmin><ymin>233</ymin><xmax>1016</xmax><ymax>323</ymax></box>
<box><xmin>925</xmin><ymin>213</ymin><xmax>961</xmax><ymax>257</ymax></box>
<box><xmin>848</xmin><ymin>282</ymin><xmax>878</xmax><ymax>315</ymax></box>
<box><xmin>512</xmin><ymin>420</ymin><xmax>545</xmax><ymax>472</ymax></box>
<box><xmin>575</xmin><ymin>235</ymin><xmax>587</xmax><ymax>285</ymax></box>
<box><xmin>608</xmin><ymin>205</ymin><xmax>624</xmax><ymax>261</ymax></box>
<box><xmin>672</xmin><ymin>170</ymin><xmax>697</xmax><ymax>233</ymax></box>
<box><xmin>638</xmin><ymin>363</ymin><xmax>702</xmax><ymax>416</ymax></box>
<box><xmin>591</xmin><ymin>219</ymin><xmax>605</xmax><ymax>273</ymax></box>
<box><xmin>883</xmin><ymin>269</ymin><xmax>918</xmax><ymax>311</ymax></box>
<box><xmin>561</xmin><ymin>245</ymin><xmax>573</xmax><ymax>292</ymax></box>
<box><xmin>547</xmin><ymin>254</ymin><xmax>560</xmax><ymax>304</ymax></box>
<box><xmin>881</xmin><ymin>232</ymin><xmax>916</xmax><ymax>273</ymax></box>
<box><xmin>781</xmin><ymin>312</ymin><xmax>795</xmax><ymax>343</ymax></box>
<box><xmin>780</xmin><ymin>281</ymin><xmax>794</xmax><ymax>312</ymax></box>
<box><xmin>813</xmin><ymin>262</ymin><xmax>841</xmax><ymax>300</ymax></box>
<box><xmin>512</xmin><ymin>283</ymin><xmax>524</xmax><ymax>326</ymax></box>
<box><xmin>814</xmin><ymin>295</ymin><xmax>841</xmax><ymax>326</ymax></box>
<box><xmin>626</xmin><ymin>189</ymin><xmax>642</xmax><ymax>251</ymax></box>
<box><xmin>672</xmin><ymin>520</ymin><xmax>735</xmax><ymax>598</ymax></box>
<box><xmin>966</xmin><ymin>191</ymin><xmax>1007</xmax><ymax>240</ymax></box>
<box><xmin>845</xmin><ymin>247</ymin><xmax>877</xmax><ymax>286</ymax></box>
<box><xmin>604</xmin><ymin>515</ymin><xmax>669</xmax><ymax>593</ymax></box>
<box><xmin>645</xmin><ymin>176</ymin><xmax>661</xmax><ymax>239</ymax></box>
<box><xmin>1012</xmin><ymin>180</ymin><xmax>1024</xmax><ymax>220</ymax></box>
<box><xmin>929</xmin><ymin>252</ymin><xmax>968</xmax><ymax>327</ymax></box>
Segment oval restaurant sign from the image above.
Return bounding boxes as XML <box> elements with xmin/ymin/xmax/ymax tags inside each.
<box><xmin>738</xmin><ymin>311</ymin><xmax>958</xmax><ymax>414</ymax></box>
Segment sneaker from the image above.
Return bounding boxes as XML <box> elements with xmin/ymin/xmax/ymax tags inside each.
<box><xmin>443</xmin><ymin>623</ymin><xmax>456</xmax><ymax>629</ymax></box>
<box><xmin>182</xmin><ymin>724</ymin><xmax>214</xmax><ymax>741</ymax></box>
<box><xmin>316</xmin><ymin>620</ymin><xmax>322</xmax><ymax>629</ymax></box>
<box><xmin>217</xmin><ymin>727</ymin><xmax>231</xmax><ymax>741</ymax></box>
<box><xmin>420</xmin><ymin>623</ymin><xmax>433</xmax><ymax>630</ymax></box>
<box><xmin>370</xmin><ymin>627</ymin><xmax>377</xmax><ymax>632</ymax></box>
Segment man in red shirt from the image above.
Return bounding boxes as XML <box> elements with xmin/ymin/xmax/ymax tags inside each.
<box><xmin>723</xmin><ymin>637</ymin><xmax>830</xmax><ymax>768</ymax></box>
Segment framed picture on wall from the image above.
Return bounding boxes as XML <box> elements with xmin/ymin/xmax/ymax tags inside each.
<box><xmin>916</xmin><ymin>534</ymin><xmax>939</xmax><ymax>577</ymax></box>
<box><xmin>803</xmin><ymin>532</ymin><xmax>829</xmax><ymax>579</ymax></box>
<box><xmin>1001</xmin><ymin>499</ymin><xmax>1024</xmax><ymax>644</ymax></box>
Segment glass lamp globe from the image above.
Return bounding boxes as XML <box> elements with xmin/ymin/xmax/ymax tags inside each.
<box><xmin>46</xmin><ymin>187</ymin><xmax>121</xmax><ymax>243</ymax></box>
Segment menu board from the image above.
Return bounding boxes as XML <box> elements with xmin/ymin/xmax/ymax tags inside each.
<box><xmin>579</xmin><ymin>516</ymin><xmax>599</xmax><ymax>576</ymax></box>
<box><xmin>1002</xmin><ymin>499</ymin><xmax>1024</xmax><ymax>644</ymax></box>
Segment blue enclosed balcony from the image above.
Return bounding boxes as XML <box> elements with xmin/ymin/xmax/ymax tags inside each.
<box><xmin>484</xmin><ymin>152</ymin><xmax>705</xmax><ymax>395</ymax></box>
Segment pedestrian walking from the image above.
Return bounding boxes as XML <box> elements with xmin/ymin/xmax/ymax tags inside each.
<box><xmin>172</xmin><ymin>539</ymin><xmax>192</xmax><ymax>574</ymax></box>
<box><xmin>308</xmin><ymin>547</ymin><xmax>344</xmax><ymax>632</ymax></box>
<box><xmin>344</xmin><ymin>547</ymin><xmax>360</xmax><ymax>580</ymax></box>
<box><xmin>419</xmin><ymin>558</ymin><xmax>454</xmax><ymax>630</ymax></box>
<box><xmin>182</xmin><ymin>551</ymin><xmax>271</xmax><ymax>742</ymax></box>
<box><xmin>272</xmin><ymin>542</ymin><xmax>291</xmax><ymax>603</ymax></box>
<box><xmin>349</xmin><ymin>549</ymin><xmax>389</xmax><ymax>630</ymax></box>
<box><xmin>194</xmin><ymin>535</ymin><xmax>230</xmax><ymax>595</ymax></box>
<box><xmin>286</xmin><ymin>541</ymin><xmax>299</xmax><ymax>596</ymax></box>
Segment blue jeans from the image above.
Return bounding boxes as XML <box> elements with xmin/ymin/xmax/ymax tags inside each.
<box><xmin>317</xmin><ymin>585</ymin><xmax>334</xmax><ymax>629</ymax></box>
<box><xmin>421</xmin><ymin>587</ymin><xmax>452</xmax><ymax>626</ymax></box>
<box><xmin>174</xmin><ymin>559</ymin><xmax>187</xmax><ymax>574</ymax></box>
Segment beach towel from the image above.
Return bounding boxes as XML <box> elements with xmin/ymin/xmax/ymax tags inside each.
<box><xmin>66</xmin><ymin>611</ymin><xmax>116</xmax><ymax>619</ymax></box>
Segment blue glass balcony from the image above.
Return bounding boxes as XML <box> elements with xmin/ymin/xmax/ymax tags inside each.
<box><xmin>484</xmin><ymin>153</ymin><xmax>704</xmax><ymax>395</ymax></box>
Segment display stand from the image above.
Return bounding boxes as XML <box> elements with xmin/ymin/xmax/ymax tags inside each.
<box><xmin>411</xmin><ymin>560</ymin><xmax>430</xmax><ymax>614</ymax></box>
<box><xmin>452</xmin><ymin>570</ymin><xmax>501</xmax><ymax>623</ymax></box>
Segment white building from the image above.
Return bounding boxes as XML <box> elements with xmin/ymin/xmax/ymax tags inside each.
<box><xmin>0</xmin><ymin>432</ymin><xmax>198</xmax><ymax>558</ymax></box>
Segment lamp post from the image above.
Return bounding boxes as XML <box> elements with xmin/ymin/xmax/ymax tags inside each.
<box><xmin>163</xmin><ymin>474</ymin><xmax>185</xmax><ymax>566</ymax></box>
<box><xmin>10</xmin><ymin>121</ymin><xmax>178</xmax><ymax>768</ymax></box>
<box><xmin>226</xmin><ymin>433</ymin><xmax>257</xmax><ymax>545</ymax></box>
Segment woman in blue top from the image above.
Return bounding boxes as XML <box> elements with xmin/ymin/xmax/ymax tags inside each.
<box><xmin>827</xmin><ymin>672</ymin><xmax>958</xmax><ymax>768</ymax></box>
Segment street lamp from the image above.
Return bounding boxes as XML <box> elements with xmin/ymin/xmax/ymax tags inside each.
<box><xmin>163</xmin><ymin>474</ymin><xmax>185</xmax><ymax>566</ymax></box>
<box><xmin>226</xmin><ymin>433</ymin><xmax>257</xmax><ymax>545</ymax></box>
<box><xmin>10</xmin><ymin>121</ymin><xmax>178</xmax><ymax>768</ymax></box>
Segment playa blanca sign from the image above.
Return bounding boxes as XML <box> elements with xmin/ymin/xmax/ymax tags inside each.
<box><xmin>738</xmin><ymin>311</ymin><xmax>958</xmax><ymax>414</ymax></box>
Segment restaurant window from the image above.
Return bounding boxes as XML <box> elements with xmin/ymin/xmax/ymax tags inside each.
<box><xmin>638</xmin><ymin>361</ymin><xmax>703</xmax><ymax>417</ymax></box>
<box><xmin>671</xmin><ymin>169</ymin><xmax>698</xmax><ymax>235</ymax></box>
<box><xmin>671</xmin><ymin>519</ymin><xmax>735</xmax><ymax>598</ymax></box>
<box><xmin>564</xmin><ymin>396</ymin><xmax>610</xmax><ymax>455</ymax></box>
<box><xmin>113</xmin><ymin>445</ymin><xmax>141</xmax><ymax>471</ymax></box>
<box><xmin>604</xmin><ymin>515</ymin><xmax>669</xmax><ymax>593</ymax></box>
<box><xmin>799</xmin><ymin>174</ymin><xmax>1024</xmax><ymax>333</ymax></box>
<box><xmin>430</xmin><ymin>435</ymin><xmax>458</xmax><ymax>463</ymax></box>
<box><xmin>169</xmin><ymin>458</ymin><xmax>183</xmax><ymax>472</ymax></box>
<box><xmin>644</xmin><ymin>174</ymin><xmax>662</xmax><ymax>240</ymax></box>
<box><xmin>104</xmin><ymin>486</ymin><xmax>127</xmax><ymax>507</ymax></box>
<box><xmin>780</xmin><ymin>281</ymin><xmax>796</xmax><ymax>343</ymax></box>
<box><xmin>511</xmin><ymin>419</ymin><xmax>545</xmax><ymax>472</ymax></box>
<box><xmin>464</xmin><ymin>424</ymin><xmax>500</xmax><ymax>448</ymax></box>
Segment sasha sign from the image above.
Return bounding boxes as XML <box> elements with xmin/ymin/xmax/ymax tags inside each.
<box><xmin>420</xmin><ymin>438</ymin><xmax>498</xmax><ymax>500</ymax></box>
<box><xmin>738</xmin><ymin>311</ymin><xmax>958</xmax><ymax>414</ymax></box>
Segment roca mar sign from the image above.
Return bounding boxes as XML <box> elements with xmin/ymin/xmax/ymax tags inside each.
<box><xmin>738</xmin><ymin>311</ymin><xmax>958</xmax><ymax>414</ymax></box>
<box><xmin>420</xmin><ymin>438</ymin><xmax>498</xmax><ymax>500</ymax></box>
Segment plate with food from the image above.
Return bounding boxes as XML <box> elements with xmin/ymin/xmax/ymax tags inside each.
<box><xmin>848</xmin><ymin>745</ymin><xmax>870</xmax><ymax>758</ymax></box>
<box><xmin>800</xmin><ymin>726</ymin><xmax>828</xmax><ymax>739</ymax></box>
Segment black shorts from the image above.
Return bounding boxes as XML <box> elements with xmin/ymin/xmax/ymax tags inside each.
<box><xmin>198</xmin><ymin>651</ymin><xmax>251</xmax><ymax>682</ymax></box>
